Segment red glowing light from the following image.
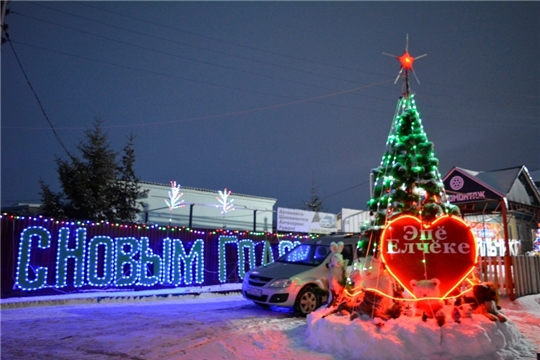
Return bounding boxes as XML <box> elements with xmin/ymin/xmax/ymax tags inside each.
<box><xmin>398</xmin><ymin>52</ymin><xmax>414</xmax><ymax>70</ymax></box>
<box><xmin>380</xmin><ymin>215</ymin><xmax>478</xmax><ymax>298</ymax></box>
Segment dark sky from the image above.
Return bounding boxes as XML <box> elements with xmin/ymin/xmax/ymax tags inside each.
<box><xmin>2</xmin><ymin>1</ymin><xmax>539</xmax><ymax>215</ymax></box>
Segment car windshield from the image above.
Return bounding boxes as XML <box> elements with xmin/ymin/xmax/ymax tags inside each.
<box><xmin>276</xmin><ymin>244</ymin><xmax>330</xmax><ymax>266</ymax></box>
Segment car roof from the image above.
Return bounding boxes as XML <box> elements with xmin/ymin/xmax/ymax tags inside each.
<box><xmin>303</xmin><ymin>233</ymin><xmax>361</xmax><ymax>246</ymax></box>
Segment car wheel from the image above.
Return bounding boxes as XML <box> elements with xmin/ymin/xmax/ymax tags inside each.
<box><xmin>294</xmin><ymin>286</ymin><xmax>320</xmax><ymax>317</ymax></box>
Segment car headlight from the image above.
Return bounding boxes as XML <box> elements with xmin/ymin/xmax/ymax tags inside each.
<box><xmin>269</xmin><ymin>279</ymin><xmax>292</xmax><ymax>288</ymax></box>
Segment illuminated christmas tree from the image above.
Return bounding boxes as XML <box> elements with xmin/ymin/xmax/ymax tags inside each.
<box><xmin>365</xmin><ymin>36</ymin><xmax>460</xmax><ymax>233</ymax></box>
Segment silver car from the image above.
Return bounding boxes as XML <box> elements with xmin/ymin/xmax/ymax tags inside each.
<box><xmin>242</xmin><ymin>234</ymin><xmax>363</xmax><ymax>316</ymax></box>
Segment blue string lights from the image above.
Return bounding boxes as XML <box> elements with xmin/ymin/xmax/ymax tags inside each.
<box><xmin>3</xmin><ymin>214</ymin><xmax>316</xmax><ymax>293</ymax></box>
<box><xmin>16</xmin><ymin>226</ymin><xmax>51</xmax><ymax>291</ymax></box>
<box><xmin>56</xmin><ymin>227</ymin><xmax>86</xmax><ymax>288</ymax></box>
<box><xmin>171</xmin><ymin>238</ymin><xmax>204</xmax><ymax>285</ymax></box>
<box><xmin>87</xmin><ymin>235</ymin><xmax>114</xmax><ymax>286</ymax></box>
<box><xmin>139</xmin><ymin>237</ymin><xmax>161</xmax><ymax>286</ymax></box>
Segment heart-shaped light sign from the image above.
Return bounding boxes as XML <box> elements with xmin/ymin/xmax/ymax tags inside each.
<box><xmin>380</xmin><ymin>215</ymin><xmax>478</xmax><ymax>298</ymax></box>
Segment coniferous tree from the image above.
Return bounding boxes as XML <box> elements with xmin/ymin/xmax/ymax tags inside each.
<box><xmin>303</xmin><ymin>174</ymin><xmax>324</xmax><ymax>212</ymax></box>
<box><xmin>39</xmin><ymin>182</ymin><xmax>66</xmax><ymax>218</ymax></box>
<box><xmin>40</xmin><ymin>118</ymin><xmax>146</xmax><ymax>222</ymax></box>
<box><xmin>115</xmin><ymin>133</ymin><xmax>148</xmax><ymax>222</ymax></box>
<box><xmin>365</xmin><ymin>95</ymin><xmax>460</xmax><ymax>232</ymax></box>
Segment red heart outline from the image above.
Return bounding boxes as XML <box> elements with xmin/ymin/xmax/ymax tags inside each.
<box><xmin>380</xmin><ymin>215</ymin><xmax>478</xmax><ymax>298</ymax></box>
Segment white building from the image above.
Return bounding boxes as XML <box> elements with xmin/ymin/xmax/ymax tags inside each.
<box><xmin>338</xmin><ymin>208</ymin><xmax>371</xmax><ymax>233</ymax></box>
<box><xmin>137</xmin><ymin>182</ymin><xmax>276</xmax><ymax>232</ymax></box>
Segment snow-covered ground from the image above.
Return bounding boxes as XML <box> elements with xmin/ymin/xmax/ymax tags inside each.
<box><xmin>308</xmin><ymin>295</ymin><xmax>539</xmax><ymax>360</ymax></box>
<box><xmin>1</xmin><ymin>289</ymin><xmax>539</xmax><ymax>359</ymax></box>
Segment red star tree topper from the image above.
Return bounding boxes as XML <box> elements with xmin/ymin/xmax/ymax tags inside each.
<box><xmin>383</xmin><ymin>34</ymin><xmax>427</xmax><ymax>95</ymax></box>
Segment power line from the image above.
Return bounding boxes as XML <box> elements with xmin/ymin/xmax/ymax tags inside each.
<box><xmin>321</xmin><ymin>180</ymin><xmax>370</xmax><ymax>201</ymax></box>
<box><xmin>18</xmin><ymin>4</ymin><xmax>378</xmax><ymax>87</ymax></box>
<box><xmin>45</xmin><ymin>0</ymin><xmax>538</xmax><ymax>116</ymax></box>
<box><xmin>14</xmin><ymin>2</ymin><xmax>540</xmax><ymax>117</ymax></box>
<box><xmin>8</xmin><ymin>39</ymin><xmax>347</xmax><ymax>107</ymax></box>
<box><xmin>7</xmin><ymin>40</ymin><xmax>394</xmax><ymax>125</ymax></box>
<box><xmin>2</xmin><ymin>54</ymin><xmax>391</xmax><ymax>130</ymax></box>
<box><xmin>11</xmin><ymin>8</ymin><xmax>397</xmax><ymax>111</ymax></box>
<box><xmin>6</xmin><ymin>6</ymin><xmax>395</xmax><ymax>130</ymax></box>
<box><xmin>16</xmin><ymin>4</ymin><xmax>538</xmax><ymax>128</ymax></box>
<box><xmin>6</xmin><ymin>38</ymin><xmax>73</xmax><ymax>157</ymax></box>
<box><xmin>71</xmin><ymin>1</ymin><xmax>387</xmax><ymax>78</ymax></box>
<box><xmin>10</xmin><ymin>10</ymin><xmax>350</xmax><ymax>94</ymax></box>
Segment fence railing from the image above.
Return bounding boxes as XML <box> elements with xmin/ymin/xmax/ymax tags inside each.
<box><xmin>478</xmin><ymin>256</ymin><xmax>540</xmax><ymax>298</ymax></box>
<box><xmin>513</xmin><ymin>256</ymin><xmax>540</xmax><ymax>297</ymax></box>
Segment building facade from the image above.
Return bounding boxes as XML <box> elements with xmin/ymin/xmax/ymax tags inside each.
<box><xmin>138</xmin><ymin>182</ymin><xmax>276</xmax><ymax>232</ymax></box>
<box><xmin>443</xmin><ymin>166</ymin><xmax>540</xmax><ymax>255</ymax></box>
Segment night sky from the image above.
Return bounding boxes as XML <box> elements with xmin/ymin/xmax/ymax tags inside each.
<box><xmin>2</xmin><ymin>1</ymin><xmax>539</xmax><ymax>215</ymax></box>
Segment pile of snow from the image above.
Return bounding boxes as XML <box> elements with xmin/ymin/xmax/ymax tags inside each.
<box><xmin>307</xmin><ymin>303</ymin><xmax>538</xmax><ymax>360</ymax></box>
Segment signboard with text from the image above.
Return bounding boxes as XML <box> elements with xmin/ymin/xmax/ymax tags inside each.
<box><xmin>277</xmin><ymin>207</ymin><xmax>338</xmax><ymax>234</ymax></box>
<box><xmin>443</xmin><ymin>172</ymin><xmax>501</xmax><ymax>203</ymax></box>
<box><xmin>0</xmin><ymin>215</ymin><xmax>310</xmax><ymax>298</ymax></box>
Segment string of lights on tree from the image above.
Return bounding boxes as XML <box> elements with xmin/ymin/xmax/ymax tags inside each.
<box><xmin>363</xmin><ymin>36</ymin><xmax>460</xmax><ymax>239</ymax></box>
<box><xmin>348</xmin><ymin>36</ymin><xmax>474</xmax><ymax>306</ymax></box>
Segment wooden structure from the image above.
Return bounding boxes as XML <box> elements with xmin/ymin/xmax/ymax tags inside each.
<box><xmin>478</xmin><ymin>255</ymin><xmax>540</xmax><ymax>298</ymax></box>
<box><xmin>443</xmin><ymin>166</ymin><xmax>540</xmax><ymax>300</ymax></box>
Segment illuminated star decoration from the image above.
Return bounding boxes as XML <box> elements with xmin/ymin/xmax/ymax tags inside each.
<box><xmin>165</xmin><ymin>181</ymin><xmax>185</xmax><ymax>211</ymax></box>
<box><xmin>216</xmin><ymin>188</ymin><xmax>235</xmax><ymax>214</ymax></box>
<box><xmin>383</xmin><ymin>34</ymin><xmax>427</xmax><ymax>95</ymax></box>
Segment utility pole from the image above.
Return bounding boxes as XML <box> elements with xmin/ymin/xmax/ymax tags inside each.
<box><xmin>1</xmin><ymin>0</ymin><xmax>10</xmax><ymax>44</ymax></box>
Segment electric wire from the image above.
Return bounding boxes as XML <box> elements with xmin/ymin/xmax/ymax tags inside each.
<box><xmin>9</xmin><ymin>4</ymin><xmax>398</xmax><ymax>122</ymax></box>
<box><xmin>320</xmin><ymin>180</ymin><xmax>370</xmax><ymax>201</ymax></box>
<box><xmin>2</xmin><ymin>47</ymin><xmax>392</xmax><ymax>131</ymax></box>
<box><xmin>6</xmin><ymin>38</ymin><xmax>73</xmax><ymax>158</ymax></box>
<box><xmin>14</xmin><ymin>6</ymin><xmax>377</xmax><ymax>87</ymax></box>
<box><xmin>5</xmin><ymin>2</ymin><xmax>537</xmax><ymax>212</ymax></box>
<box><xmin>13</xmin><ymin>2</ymin><xmax>540</xmax><ymax>120</ymax></box>
<box><xmin>7</xmin><ymin>38</ymin><xmax>392</xmax><ymax>120</ymax></box>
<box><xmin>37</xmin><ymin>2</ymin><xmax>540</xmax><ymax>117</ymax></box>
<box><xmin>11</xmin><ymin>10</ymin><xmax>369</xmax><ymax>95</ymax></box>
<box><xmin>57</xmin><ymin>1</ymin><xmax>387</xmax><ymax>78</ymax></box>
<box><xmin>12</xmin><ymin>6</ymin><xmax>537</xmax><ymax>129</ymax></box>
